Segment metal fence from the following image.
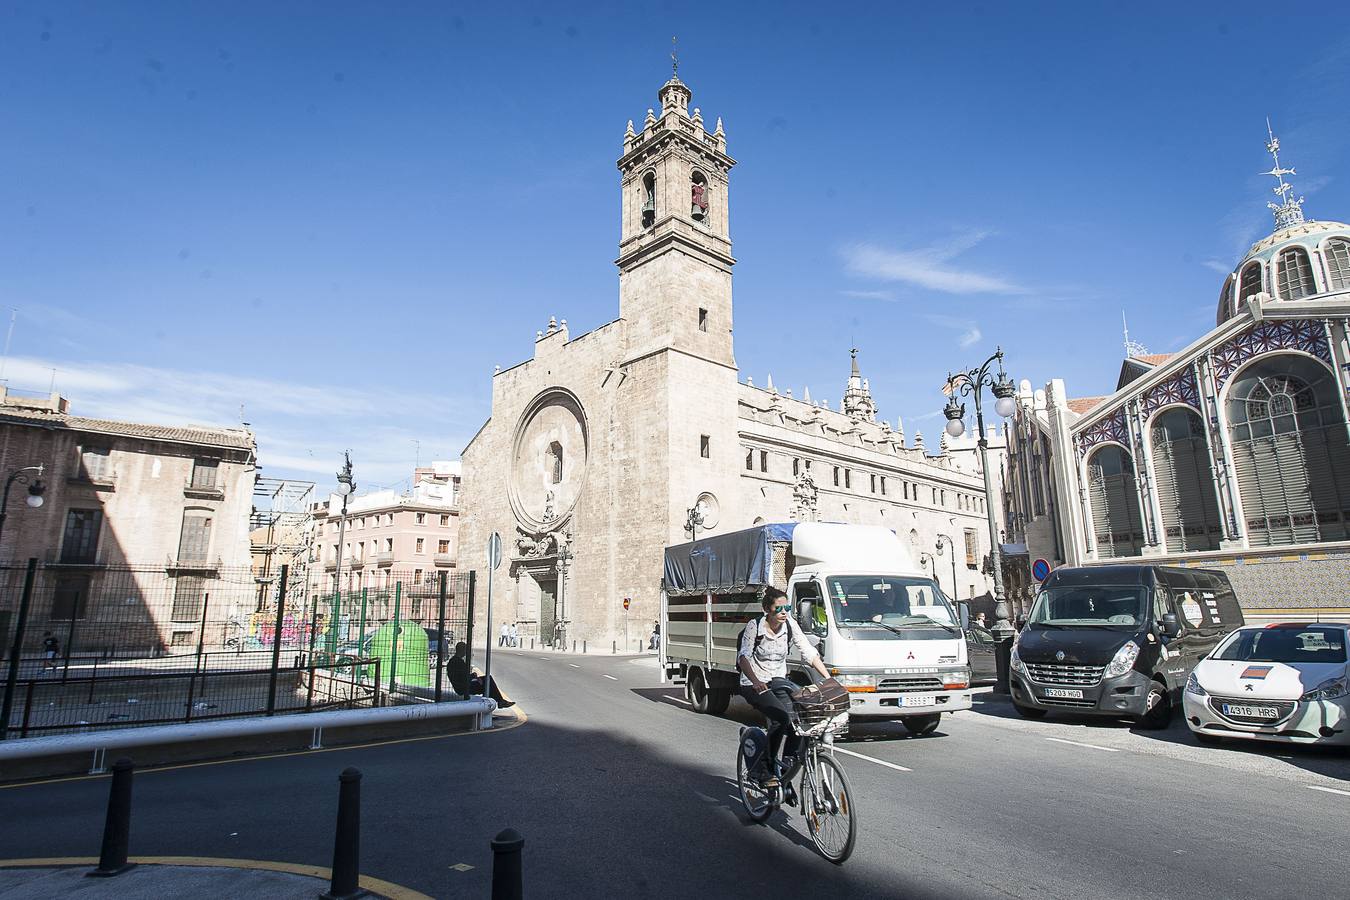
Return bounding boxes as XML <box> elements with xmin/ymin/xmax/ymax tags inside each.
<box><xmin>1</xmin><ymin>562</ymin><xmax>477</xmax><ymax>739</ymax></box>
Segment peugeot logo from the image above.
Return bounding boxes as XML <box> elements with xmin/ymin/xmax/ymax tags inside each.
<box><xmin>1244</xmin><ymin>684</ymin><xmax>1253</xmax><ymax>692</ymax></box>
<box><xmin>1055</xmin><ymin>650</ymin><xmax>1066</xmax><ymax>661</ymax></box>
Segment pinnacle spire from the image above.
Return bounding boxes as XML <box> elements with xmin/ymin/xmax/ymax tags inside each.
<box><xmin>1264</xmin><ymin>119</ymin><xmax>1305</xmax><ymax>230</ymax></box>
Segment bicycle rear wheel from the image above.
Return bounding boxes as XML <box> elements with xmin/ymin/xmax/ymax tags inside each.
<box><xmin>804</xmin><ymin>754</ymin><xmax>857</xmax><ymax>864</ymax></box>
<box><xmin>736</xmin><ymin>745</ymin><xmax>776</xmax><ymax>823</ymax></box>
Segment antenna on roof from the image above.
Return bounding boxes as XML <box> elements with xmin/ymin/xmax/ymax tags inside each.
<box><xmin>1122</xmin><ymin>312</ymin><xmax>1149</xmax><ymax>359</ymax></box>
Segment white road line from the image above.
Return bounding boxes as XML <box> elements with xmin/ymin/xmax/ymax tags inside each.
<box><xmin>568</xmin><ymin>664</ymin><xmax>581</xmax><ymax>669</ymax></box>
<box><xmin>1307</xmin><ymin>785</ymin><xmax>1350</xmax><ymax>798</ymax></box>
<box><xmin>832</xmin><ymin>746</ymin><xmax>913</xmax><ymax>772</ymax></box>
<box><xmin>602</xmin><ymin>674</ymin><xmax>618</xmax><ymax>681</ymax></box>
<box><xmin>1045</xmin><ymin>737</ymin><xmax>1120</xmax><ymax>753</ymax></box>
<box><xmin>666</xmin><ymin>695</ymin><xmax>692</xmax><ymax>707</ymax></box>
<box><xmin>537</xmin><ymin>657</ymin><xmax>550</xmax><ymax>661</ymax></box>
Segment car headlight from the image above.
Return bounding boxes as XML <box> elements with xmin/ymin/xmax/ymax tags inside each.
<box><xmin>1103</xmin><ymin>641</ymin><xmax>1140</xmax><ymax>679</ymax></box>
<box><xmin>835</xmin><ymin>673</ymin><xmax>876</xmax><ymax>693</ymax></box>
<box><xmin>1184</xmin><ymin>672</ymin><xmax>1207</xmax><ymax>697</ymax></box>
<box><xmin>1010</xmin><ymin>646</ymin><xmax>1027</xmax><ymax>675</ymax></box>
<box><xmin>940</xmin><ymin>670</ymin><xmax>970</xmax><ymax>689</ymax></box>
<box><xmin>1301</xmin><ymin>677</ymin><xmax>1348</xmax><ymax>702</ymax></box>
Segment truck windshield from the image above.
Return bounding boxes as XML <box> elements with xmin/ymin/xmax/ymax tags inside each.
<box><xmin>825</xmin><ymin>576</ymin><xmax>958</xmax><ymax>635</ymax></box>
<box><xmin>1029</xmin><ymin>585</ymin><xmax>1147</xmax><ymax>627</ymax></box>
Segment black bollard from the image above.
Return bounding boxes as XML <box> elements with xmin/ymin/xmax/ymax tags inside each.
<box><xmin>490</xmin><ymin>828</ymin><xmax>524</xmax><ymax>900</ymax></box>
<box><xmin>86</xmin><ymin>758</ymin><xmax>136</xmax><ymax>878</ymax></box>
<box><xmin>321</xmin><ymin>768</ymin><xmax>364</xmax><ymax>900</ymax></box>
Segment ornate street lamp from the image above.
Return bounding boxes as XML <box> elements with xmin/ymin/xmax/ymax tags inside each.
<box><xmin>332</xmin><ymin>453</ymin><xmax>355</xmax><ymax>606</ymax></box>
<box><xmin>942</xmin><ymin>349</ymin><xmax>1017</xmax><ymax>644</ymax></box>
<box><xmin>934</xmin><ymin>534</ymin><xmax>960</xmax><ymax>605</ymax></box>
<box><xmin>684</xmin><ymin>505</ymin><xmax>704</xmax><ymax>541</ymax></box>
<box><xmin>0</xmin><ymin>465</ymin><xmax>46</xmax><ymax>551</ymax></box>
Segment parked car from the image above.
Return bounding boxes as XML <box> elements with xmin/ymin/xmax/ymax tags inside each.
<box><xmin>1183</xmin><ymin>622</ymin><xmax>1348</xmax><ymax>747</ymax></box>
<box><xmin>1009</xmin><ymin>565</ymin><xmax>1245</xmax><ymax>728</ymax></box>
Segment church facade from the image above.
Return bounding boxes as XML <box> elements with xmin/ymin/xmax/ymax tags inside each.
<box><xmin>459</xmin><ymin>74</ymin><xmax>1000</xmax><ymax>647</ymax></box>
<box><xmin>1001</xmin><ymin>131</ymin><xmax>1350</xmax><ymax>621</ymax></box>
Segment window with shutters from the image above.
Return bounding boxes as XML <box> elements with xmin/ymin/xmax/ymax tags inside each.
<box><xmin>190</xmin><ymin>459</ymin><xmax>219</xmax><ymax>490</ymax></box>
<box><xmin>79</xmin><ymin>446</ymin><xmax>113</xmax><ymax>483</ymax></box>
<box><xmin>1218</xmin><ymin>274</ymin><xmax>1235</xmax><ymax>322</ymax></box>
<box><xmin>171</xmin><ymin>575</ymin><xmax>206</xmax><ymax>622</ymax></box>
<box><xmin>51</xmin><ymin>573</ymin><xmax>91</xmax><ymax>620</ymax></box>
<box><xmin>1087</xmin><ymin>445</ymin><xmax>1145</xmax><ymax>558</ymax></box>
<box><xmin>177</xmin><ymin>510</ymin><xmax>213</xmax><ymax>562</ymax></box>
<box><xmin>1150</xmin><ymin>408</ymin><xmax>1223</xmax><ymax>552</ymax></box>
<box><xmin>1275</xmin><ymin>246</ymin><xmax>1317</xmax><ymax>300</ymax></box>
<box><xmin>1226</xmin><ymin>354</ymin><xmax>1350</xmax><ymax>546</ymax></box>
<box><xmin>964</xmin><ymin>529</ymin><xmax>978</xmax><ymax>568</ymax></box>
<box><xmin>1324</xmin><ymin>238</ymin><xmax>1350</xmax><ymax>291</ymax></box>
<box><xmin>1238</xmin><ymin>261</ymin><xmax>1264</xmax><ymax>303</ymax></box>
<box><xmin>60</xmin><ymin>509</ymin><xmax>102</xmax><ymax>564</ymax></box>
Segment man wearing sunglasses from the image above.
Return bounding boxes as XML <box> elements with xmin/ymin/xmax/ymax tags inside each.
<box><xmin>737</xmin><ymin>586</ymin><xmax>831</xmax><ymax>786</ymax></box>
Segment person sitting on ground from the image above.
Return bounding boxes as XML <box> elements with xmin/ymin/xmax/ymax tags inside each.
<box><xmin>737</xmin><ymin>587</ymin><xmax>831</xmax><ymax>789</ymax></box>
<box><xmin>42</xmin><ymin>631</ymin><xmax>59</xmax><ymax>671</ymax></box>
<box><xmin>445</xmin><ymin>641</ymin><xmax>514</xmax><ymax>708</ymax></box>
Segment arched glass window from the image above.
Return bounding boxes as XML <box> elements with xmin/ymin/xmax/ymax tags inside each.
<box><xmin>641</xmin><ymin>172</ymin><xmax>656</xmax><ymax>228</ymax></box>
<box><xmin>1324</xmin><ymin>237</ymin><xmax>1350</xmax><ymax>291</ymax></box>
<box><xmin>690</xmin><ymin>171</ymin><xmax>709</xmax><ymax>223</ymax></box>
<box><xmin>1238</xmin><ymin>262</ymin><xmax>1264</xmax><ymax>304</ymax></box>
<box><xmin>547</xmin><ymin>441</ymin><xmax>563</xmax><ymax>484</ymax></box>
<box><xmin>1226</xmin><ymin>354</ymin><xmax>1350</xmax><ymax>546</ymax></box>
<box><xmin>1276</xmin><ymin>246</ymin><xmax>1316</xmax><ymax>300</ymax></box>
<box><xmin>1086</xmin><ymin>445</ymin><xmax>1144</xmax><ymax>558</ymax></box>
<box><xmin>1217</xmin><ymin>274</ymin><xmax>1235</xmax><ymax>325</ymax></box>
<box><xmin>1150</xmin><ymin>408</ymin><xmax>1222</xmax><ymax>552</ymax></box>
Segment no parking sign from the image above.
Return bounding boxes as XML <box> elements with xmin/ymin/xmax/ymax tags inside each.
<box><xmin>1031</xmin><ymin>558</ymin><xmax>1052</xmax><ymax>582</ymax></box>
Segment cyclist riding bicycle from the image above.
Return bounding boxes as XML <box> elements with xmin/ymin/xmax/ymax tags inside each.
<box><xmin>737</xmin><ymin>586</ymin><xmax>832</xmax><ymax>790</ymax></box>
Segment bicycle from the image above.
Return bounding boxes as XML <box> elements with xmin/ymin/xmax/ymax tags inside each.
<box><xmin>736</xmin><ymin>681</ymin><xmax>857</xmax><ymax>864</ymax></box>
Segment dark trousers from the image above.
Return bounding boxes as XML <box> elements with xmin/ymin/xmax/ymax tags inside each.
<box><xmin>739</xmin><ymin>677</ymin><xmax>800</xmax><ymax>760</ymax></box>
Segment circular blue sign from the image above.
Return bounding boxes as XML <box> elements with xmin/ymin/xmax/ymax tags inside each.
<box><xmin>1031</xmin><ymin>558</ymin><xmax>1052</xmax><ymax>582</ymax></box>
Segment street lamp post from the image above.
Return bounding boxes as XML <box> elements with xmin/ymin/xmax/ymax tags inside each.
<box><xmin>555</xmin><ymin>532</ymin><xmax>573</xmax><ymax>646</ymax></box>
<box><xmin>934</xmin><ymin>534</ymin><xmax>959</xmax><ymax>604</ymax></box>
<box><xmin>0</xmin><ymin>465</ymin><xmax>46</xmax><ymax>552</ymax></box>
<box><xmin>332</xmin><ymin>453</ymin><xmax>355</xmax><ymax>638</ymax></box>
<box><xmin>942</xmin><ymin>348</ymin><xmax>1017</xmax><ymax>643</ymax></box>
<box><xmin>684</xmin><ymin>505</ymin><xmax>704</xmax><ymax>541</ymax></box>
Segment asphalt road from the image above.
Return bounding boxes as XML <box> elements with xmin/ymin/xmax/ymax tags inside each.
<box><xmin>3</xmin><ymin>650</ymin><xmax>1348</xmax><ymax>899</ymax></box>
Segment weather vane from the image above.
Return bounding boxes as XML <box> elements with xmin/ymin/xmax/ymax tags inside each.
<box><xmin>1263</xmin><ymin>118</ymin><xmax>1305</xmax><ymax>230</ymax></box>
<box><xmin>671</xmin><ymin>35</ymin><xmax>679</xmax><ymax>78</ymax></box>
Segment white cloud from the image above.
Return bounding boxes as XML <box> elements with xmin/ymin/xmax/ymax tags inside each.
<box><xmin>2</xmin><ymin>356</ymin><xmax>479</xmax><ymax>491</ymax></box>
<box><xmin>842</xmin><ymin>232</ymin><xmax>1028</xmax><ymax>296</ymax></box>
<box><xmin>1201</xmin><ymin>259</ymin><xmax>1232</xmax><ymax>274</ymax></box>
<box><xmin>839</xmin><ymin>289</ymin><xmax>896</xmax><ymax>302</ymax></box>
<box><xmin>923</xmin><ymin>314</ymin><xmax>983</xmax><ymax>349</ymax></box>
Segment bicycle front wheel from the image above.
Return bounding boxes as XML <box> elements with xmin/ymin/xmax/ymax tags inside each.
<box><xmin>736</xmin><ymin>745</ymin><xmax>775</xmax><ymax>823</ymax></box>
<box><xmin>804</xmin><ymin>754</ymin><xmax>857</xmax><ymax>864</ymax></box>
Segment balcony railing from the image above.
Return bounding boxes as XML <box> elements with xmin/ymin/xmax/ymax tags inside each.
<box><xmin>375</xmin><ymin>552</ymin><xmax>393</xmax><ymax>567</ymax></box>
<box><xmin>433</xmin><ymin>554</ymin><xmax>455</xmax><ymax>568</ymax></box>
<box><xmin>183</xmin><ymin>480</ymin><xmax>225</xmax><ymax>500</ymax></box>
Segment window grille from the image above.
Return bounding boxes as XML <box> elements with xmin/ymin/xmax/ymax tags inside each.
<box><xmin>60</xmin><ymin>509</ymin><xmax>102</xmax><ymax>564</ymax></box>
<box><xmin>1238</xmin><ymin>262</ymin><xmax>1264</xmax><ymax>303</ymax></box>
<box><xmin>171</xmin><ymin>575</ymin><xmax>205</xmax><ymax>622</ymax></box>
<box><xmin>1087</xmin><ymin>445</ymin><xmax>1144</xmax><ymax>558</ymax></box>
<box><xmin>1325</xmin><ymin>238</ymin><xmax>1350</xmax><ymax>291</ymax></box>
<box><xmin>1276</xmin><ymin>246</ymin><xmax>1316</xmax><ymax>300</ymax></box>
<box><xmin>1149</xmin><ymin>409</ymin><xmax>1222</xmax><ymax>552</ymax></box>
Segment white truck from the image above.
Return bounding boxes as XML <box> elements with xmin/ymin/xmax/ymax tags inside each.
<box><xmin>661</xmin><ymin>522</ymin><xmax>974</xmax><ymax>736</ymax></box>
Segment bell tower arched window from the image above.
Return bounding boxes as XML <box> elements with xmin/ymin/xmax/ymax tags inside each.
<box><xmin>1324</xmin><ymin>237</ymin><xmax>1350</xmax><ymax>291</ymax></box>
<box><xmin>1086</xmin><ymin>445</ymin><xmax>1144</xmax><ymax>558</ymax></box>
<box><xmin>1238</xmin><ymin>261</ymin><xmax>1264</xmax><ymax>304</ymax></box>
<box><xmin>641</xmin><ymin>172</ymin><xmax>656</xmax><ymax>229</ymax></box>
<box><xmin>1226</xmin><ymin>354</ymin><xmax>1350</xmax><ymax>546</ymax></box>
<box><xmin>690</xmin><ymin>171</ymin><xmax>709</xmax><ymax>223</ymax></box>
<box><xmin>1276</xmin><ymin>246</ymin><xmax>1316</xmax><ymax>300</ymax></box>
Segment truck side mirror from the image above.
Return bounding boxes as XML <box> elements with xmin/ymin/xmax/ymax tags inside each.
<box><xmin>956</xmin><ymin>600</ymin><xmax>971</xmax><ymax>630</ymax></box>
<box><xmin>1160</xmin><ymin>612</ymin><xmax>1179</xmax><ymax>637</ymax></box>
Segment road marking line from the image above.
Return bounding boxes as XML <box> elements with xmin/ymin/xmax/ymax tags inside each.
<box><xmin>666</xmin><ymin>695</ymin><xmax>692</xmax><ymax>707</ymax></box>
<box><xmin>537</xmin><ymin>657</ymin><xmax>550</xmax><ymax>661</ymax></box>
<box><xmin>1045</xmin><ymin>737</ymin><xmax>1120</xmax><ymax>753</ymax></box>
<box><xmin>832</xmin><ymin>746</ymin><xmax>913</xmax><ymax>772</ymax></box>
<box><xmin>568</xmin><ymin>663</ymin><xmax>581</xmax><ymax>669</ymax></box>
<box><xmin>1307</xmin><ymin>785</ymin><xmax>1350</xmax><ymax>798</ymax></box>
<box><xmin>602</xmin><ymin>674</ymin><xmax>618</xmax><ymax>680</ymax></box>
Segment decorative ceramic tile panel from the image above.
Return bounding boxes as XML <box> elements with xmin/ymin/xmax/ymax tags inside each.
<box><xmin>1140</xmin><ymin>367</ymin><xmax>1200</xmax><ymax>416</ymax></box>
<box><xmin>1074</xmin><ymin>408</ymin><xmax>1128</xmax><ymax>457</ymax></box>
<box><xmin>1211</xmin><ymin>319</ymin><xmax>1332</xmax><ymax>390</ymax></box>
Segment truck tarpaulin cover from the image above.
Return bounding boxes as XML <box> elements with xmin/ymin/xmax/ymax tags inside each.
<box><xmin>663</xmin><ymin>523</ymin><xmax>796</xmax><ymax>595</ymax></box>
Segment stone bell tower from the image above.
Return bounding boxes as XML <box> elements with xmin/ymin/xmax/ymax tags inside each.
<box><xmin>616</xmin><ymin>72</ymin><xmax>736</xmax><ymax>367</ymax></box>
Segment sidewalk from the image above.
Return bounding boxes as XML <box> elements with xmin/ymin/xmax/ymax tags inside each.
<box><xmin>494</xmin><ymin>641</ymin><xmax>659</xmax><ymax>657</ymax></box>
<box><xmin>0</xmin><ymin>859</ymin><xmax>429</xmax><ymax>899</ymax></box>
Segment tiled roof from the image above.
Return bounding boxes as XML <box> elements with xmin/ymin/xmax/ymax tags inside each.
<box><xmin>0</xmin><ymin>407</ymin><xmax>255</xmax><ymax>451</ymax></box>
<box><xmin>1133</xmin><ymin>353</ymin><xmax>1175</xmax><ymax>366</ymax></box>
<box><xmin>1066</xmin><ymin>396</ymin><xmax>1108</xmax><ymax>415</ymax></box>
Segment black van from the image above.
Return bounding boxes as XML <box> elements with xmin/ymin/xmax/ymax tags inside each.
<box><xmin>1009</xmin><ymin>565</ymin><xmax>1244</xmax><ymax>728</ymax></box>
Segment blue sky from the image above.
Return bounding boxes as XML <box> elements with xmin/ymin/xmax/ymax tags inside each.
<box><xmin>4</xmin><ymin>3</ymin><xmax>1349</xmax><ymax>493</ymax></box>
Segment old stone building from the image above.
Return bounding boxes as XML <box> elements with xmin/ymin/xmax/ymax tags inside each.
<box><xmin>1002</xmin><ymin>130</ymin><xmax>1350</xmax><ymax>622</ymax></box>
<box><xmin>459</xmin><ymin>73</ymin><xmax>1000</xmax><ymax>647</ymax></box>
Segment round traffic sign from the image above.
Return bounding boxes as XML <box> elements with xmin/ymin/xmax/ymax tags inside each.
<box><xmin>1031</xmin><ymin>558</ymin><xmax>1052</xmax><ymax>582</ymax></box>
<box><xmin>488</xmin><ymin>532</ymin><xmax>503</xmax><ymax>571</ymax></box>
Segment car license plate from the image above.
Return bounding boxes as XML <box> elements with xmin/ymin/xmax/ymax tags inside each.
<box><xmin>901</xmin><ymin>694</ymin><xmax>936</xmax><ymax>707</ymax></box>
<box><xmin>1221</xmin><ymin>703</ymin><xmax>1280</xmax><ymax>719</ymax></box>
<box><xmin>1043</xmin><ymin>688</ymin><xmax>1084</xmax><ymax>699</ymax></box>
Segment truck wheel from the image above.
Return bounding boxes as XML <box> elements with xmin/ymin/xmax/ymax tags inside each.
<box><xmin>1134</xmin><ymin>681</ymin><xmax>1172</xmax><ymax>730</ymax></box>
<box><xmin>705</xmin><ymin>687</ymin><xmax>732</xmax><ymax>716</ymax></box>
<box><xmin>1013</xmin><ymin>702</ymin><xmax>1047</xmax><ymax>720</ymax></box>
<box><xmin>901</xmin><ymin>714</ymin><xmax>941</xmax><ymax>737</ymax></box>
<box><xmin>686</xmin><ymin>667</ymin><xmax>710</xmax><ymax>714</ymax></box>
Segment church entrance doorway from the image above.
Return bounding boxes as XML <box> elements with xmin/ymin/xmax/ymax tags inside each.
<box><xmin>537</xmin><ymin>577</ymin><xmax>558</xmax><ymax>647</ymax></box>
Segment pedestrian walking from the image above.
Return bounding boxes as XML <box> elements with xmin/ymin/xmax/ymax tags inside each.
<box><xmin>499</xmin><ymin>622</ymin><xmax>509</xmax><ymax>647</ymax></box>
<box><xmin>648</xmin><ymin>620</ymin><xmax>660</xmax><ymax>650</ymax></box>
<box><xmin>42</xmin><ymin>631</ymin><xmax>59</xmax><ymax>671</ymax></box>
<box><xmin>509</xmin><ymin>622</ymin><xmax>519</xmax><ymax>648</ymax></box>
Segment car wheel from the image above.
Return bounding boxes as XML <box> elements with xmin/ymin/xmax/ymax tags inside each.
<box><xmin>1135</xmin><ymin>681</ymin><xmax>1172</xmax><ymax>730</ymax></box>
<box><xmin>901</xmin><ymin>714</ymin><xmax>941</xmax><ymax>736</ymax></box>
<box><xmin>1013</xmin><ymin>702</ymin><xmax>1047</xmax><ymax>720</ymax></box>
